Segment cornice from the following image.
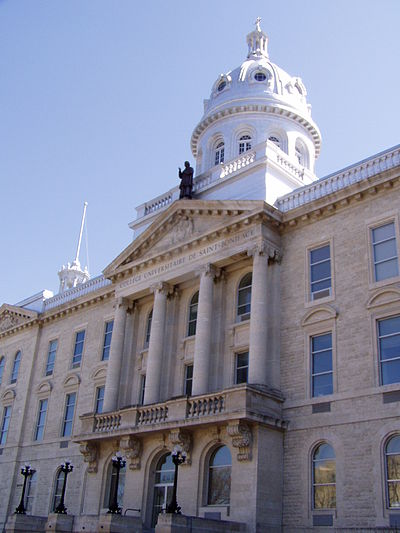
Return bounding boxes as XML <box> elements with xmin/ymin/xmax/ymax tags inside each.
<box><xmin>190</xmin><ymin>103</ymin><xmax>321</xmax><ymax>158</ymax></box>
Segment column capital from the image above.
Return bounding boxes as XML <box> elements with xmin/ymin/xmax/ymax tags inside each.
<box><xmin>195</xmin><ymin>263</ymin><xmax>221</xmax><ymax>279</ymax></box>
<box><xmin>149</xmin><ymin>282</ymin><xmax>173</xmax><ymax>296</ymax></box>
<box><xmin>247</xmin><ymin>241</ymin><xmax>282</xmax><ymax>263</ymax></box>
<box><xmin>114</xmin><ymin>297</ymin><xmax>129</xmax><ymax>310</ymax></box>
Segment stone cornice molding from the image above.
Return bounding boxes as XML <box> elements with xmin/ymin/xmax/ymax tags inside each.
<box><xmin>190</xmin><ymin>103</ymin><xmax>321</xmax><ymax>158</ymax></box>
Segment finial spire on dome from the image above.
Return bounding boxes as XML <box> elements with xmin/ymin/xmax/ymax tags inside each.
<box><xmin>247</xmin><ymin>17</ymin><xmax>269</xmax><ymax>59</ymax></box>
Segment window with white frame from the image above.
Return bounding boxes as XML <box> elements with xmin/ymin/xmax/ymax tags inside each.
<box><xmin>10</xmin><ymin>351</ymin><xmax>21</xmax><ymax>384</ymax></box>
<box><xmin>139</xmin><ymin>374</ymin><xmax>146</xmax><ymax>405</ymax></box>
<box><xmin>239</xmin><ymin>135</ymin><xmax>251</xmax><ymax>154</ymax></box>
<box><xmin>72</xmin><ymin>330</ymin><xmax>85</xmax><ymax>368</ymax></box>
<box><xmin>0</xmin><ymin>405</ymin><xmax>11</xmax><ymax>445</ymax></box>
<box><xmin>45</xmin><ymin>340</ymin><xmax>58</xmax><ymax>376</ymax></box>
<box><xmin>208</xmin><ymin>446</ymin><xmax>232</xmax><ymax>505</ymax></box>
<box><xmin>378</xmin><ymin>315</ymin><xmax>400</xmax><ymax>385</ymax></box>
<box><xmin>34</xmin><ymin>398</ymin><xmax>48</xmax><ymax>441</ymax></box>
<box><xmin>187</xmin><ymin>292</ymin><xmax>199</xmax><ymax>337</ymax></box>
<box><xmin>311</xmin><ymin>333</ymin><xmax>333</xmax><ymax>397</ymax></box>
<box><xmin>144</xmin><ymin>310</ymin><xmax>152</xmax><ymax>348</ymax></box>
<box><xmin>214</xmin><ymin>142</ymin><xmax>225</xmax><ymax>165</ymax></box>
<box><xmin>385</xmin><ymin>435</ymin><xmax>400</xmax><ymax>508</ymax></box>
<box><xmin>312</xmin><ymin>443</ymin><xmax>336</xmax><ymax>509</ymax></box>
<box><xmin>235</xmin><ymin>352</ymin><xmax>249</xmax><ymax>384</ymax></box>
<box><xmin>237</xmin><ymin>273</ymin><xmax>252</xmax><ymax>320</ymax></box>
<box><xmin>102</xmin><ymin>321</ymin><xmax>114</xmax><ymax>361</ymax></box>
<box><xmin>184</xmin><ymin>364</ymin><xmax>193</xmax><ymax>396</ymax></box>
<box><xmin>61</xmin><ymin>392</ymin><xmax>76</xmax><ymax>437</ymax></box>
<box><xmin>268</xmin><ymin>135</ymin><xmax>281</xmax><ymax>148</ymax></box>
<box><xmin>372</xmin><ymin>222</ymin><xmax>399</xmax><ymax>282</ymax></box>
<box><xmin>310</xmin><ymin>244</ymin><xmax>331</xmax><ymax>300</ymax></box>
<box><xmin>95</xmin><ymin>386</ymin><xmax>105</xmax><ymax>414</ymax></box>
<box><xmin>0</xmin><ymin>357</ymin><xmax>4</xmax><ymax>385</ymax></box>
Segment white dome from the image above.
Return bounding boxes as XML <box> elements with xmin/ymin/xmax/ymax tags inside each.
<box><xmin>191</xmin><ymin>22</ymin><xmax>321</xmax><ymax>165</ymax></box>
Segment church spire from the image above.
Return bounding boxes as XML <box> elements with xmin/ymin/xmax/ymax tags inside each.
<box><xmin>246</xmin><ymin>17</ymin><xmax>269</xmax><ymax>59</ymax></box>
<box><xmin>58</xmin><ymin>202</ymin><xmax>90</xmax><ymax>293</ymax></box>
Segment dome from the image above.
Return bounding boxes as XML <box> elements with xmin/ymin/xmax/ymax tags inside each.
<box><xmin>190</xmin><ymin>20</ymin><xmax>321</xmax><ymax>169</ymax></box>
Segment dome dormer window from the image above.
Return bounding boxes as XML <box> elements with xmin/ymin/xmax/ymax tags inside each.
<box><xmin>215</xmin><ymin>142</ymin><xmax>225</xmax><ymax>165</ymax></box>
<box><xmin>239</xmin><ymin>135</ymin><xmax>252</xmax><ymax>155</ymax></box>
<box><xmin>254</xmin><ymin>72</ymin><xmax>267</xmax><ymax>82</ymax></box>
<box><xmin>268</xmin><ymin>135</ymin><xmax>281</xmax><ymax>148</ymax></box>
<box><xmin>217</xmin><ymin>81</ymin><xmax>227</xmax><ymax>92</ymax></box>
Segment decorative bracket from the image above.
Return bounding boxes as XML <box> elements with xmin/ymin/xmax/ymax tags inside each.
<box><xmin>79</xmin><ymin>441</ymin><xmax>98</xmax><ymax>473</ymax></box>
<box><xmin>169</xmin><ymin>429</ymin><xmax>192</xmax><ymax>465</ymax></box>
<box><xmin>120</xmin><ymin>435</ymin><xmax>142</xmax><ymax>470</ymax></box>
<box><xmin>227</xmin><ymin>421</ymin><xmax>252</xmax><ymax>461</ymax></box>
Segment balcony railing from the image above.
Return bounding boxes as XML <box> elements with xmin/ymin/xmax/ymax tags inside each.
<box><xmin>78</xmin><ymin>385</ymin><xmax>284</xmax><ymax>441</ymax></box>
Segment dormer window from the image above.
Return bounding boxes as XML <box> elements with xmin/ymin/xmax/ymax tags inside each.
<box><xmin>215</xmin><ymin>142</ymin><xmax>225</xmax><ymax>165</ymax></box>
<box><xmin>217</xmin><ymin>81</ymin><xmax>226</xmax><ymax>92</ymax></box>
<box><xmin>239</xmin><ymin>135</ymin><xmax>251</xmax><ymax>154</ymax></box>
<box><xmin>268</xmin><ymin>136</ymin><xmax>281</xmax><ymax>148</ymax></box>
<box><xmin>254</xmin><ymin>72</ymin><xmax>266</xmax><ymax>82</ymax></box>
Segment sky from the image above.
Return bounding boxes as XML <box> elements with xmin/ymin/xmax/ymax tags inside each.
<box><xmin>1</xmin><ymin>0</ymin><xmax>399</xmax><ymax>305</ymax></box>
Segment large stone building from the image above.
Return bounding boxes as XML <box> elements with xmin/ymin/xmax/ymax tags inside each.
<box><xmin>1</xmin><ymin>22</ymin><xmax>400</xmax><ymax>532</ymax></box>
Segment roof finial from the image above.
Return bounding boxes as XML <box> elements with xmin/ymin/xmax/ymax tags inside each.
<box><xmin>255</xmin><ymin>16</ymin><xmax>262</xmax><ymax>32</ymax></box>
<box><xmin>247</xmin><ymin>18</ymin><xmax>268</xmax><ymax>59</ymax></box>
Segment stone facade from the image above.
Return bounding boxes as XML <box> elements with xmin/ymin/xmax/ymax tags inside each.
<box><xmin>1</xmin><ymin>22</ymin><xmax>400</xmax><ymax>533</ymax></box>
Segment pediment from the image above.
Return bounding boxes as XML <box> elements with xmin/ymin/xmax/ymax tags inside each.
<box><xmin>91</xmin><ymin>366</ymin><xmax>107</xmax><ymax>382</ymax></box>
<box><xmin>301</xmin><ymin>304</ymin><xmax>337</xmax><ymax>327</ymax></box>
<box><xmin>0</xmin><ymin>304</ymin><xmax>37</xmax><ymax>333</ymax></box>
<box><xmin>367</xmin><ymin>287</ymin><xmax>400</xmax><ymax>309</ymax></box>
<box><xmin>63</xmin><ymin>374</ymin><xmax>80</xmax><ymax>390</ymax></box>
<box><xmin>104</xmin><ymin>199</ymin><xmax>273</xmax><ymax>278</ymax></box>
<box><xmin>36</xmin><ymin>380</ymin><xmax>52</xmax><ymax>396</ymax></box>
<box><xmin>2</xmin><ymin>389</ymin><xmax>16</xmax><ymax>404</ymax></box>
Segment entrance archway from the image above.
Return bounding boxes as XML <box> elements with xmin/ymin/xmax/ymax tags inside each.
<box><xmin>151</xmin><ymin>452</ymin><xmax>174</xmax><ymax>527</ymax></box>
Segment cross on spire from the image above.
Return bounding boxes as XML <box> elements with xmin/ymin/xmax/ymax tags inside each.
<box><xmin>255</xmin><ymin>17</ymin><xmax>262</xmax><ymax>32</ymax></box>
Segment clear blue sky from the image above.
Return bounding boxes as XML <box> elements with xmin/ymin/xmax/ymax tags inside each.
<box><xmin>1</xmin><ymin>0</ymin><xmax>399</xmax><ymax>305</ymax></box>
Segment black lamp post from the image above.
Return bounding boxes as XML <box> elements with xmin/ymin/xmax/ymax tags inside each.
<box><xmin>15</xmin><ymin>464</ymin><xmax>36</xmax><ymax>514</ymax></box>
<box><xmin>166</xmin><ymin>446</ymin><xmax>186</xmax><ymax>514</ymax></box>
<box><xmin>108</xmin><ymin>452</ymin><xmax>126</xmax><ymax>514</ymax></box>
<box><xmin>55</xmin><ymin>460</ymin><xmax>74</xmax><ymax>514</ymax></box>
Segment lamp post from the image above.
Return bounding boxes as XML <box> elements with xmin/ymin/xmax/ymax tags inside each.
<box><xmin>55</xmin><ymin>461</ymin><xmax>74</xmax><ymax>514</ymax></box>
<box><xmin>166</xmin><ymin>446</ymin><xmax>186</xmax><ymax>514</ymax></box>
<box><xmin>108</xmin><ymin>452</ymin><xmax>126</xmax><ymax>514</ymax></box>
<box><xmin>15</xmin><ymin>464</ymin><xmax>36</xmax><ymax>514</ymax></box>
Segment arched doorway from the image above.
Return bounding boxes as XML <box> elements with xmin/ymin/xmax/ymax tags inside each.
<box><xmin>152</xmin><ymin>453</ymin><xmax>174</xmax><ymax>527</ymax></box>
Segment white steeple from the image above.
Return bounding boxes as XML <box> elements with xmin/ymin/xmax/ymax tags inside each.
<box><xmin>58</xmin><ymin>202</ymin><xmax>90</xmax><ymax>293</ymax></box>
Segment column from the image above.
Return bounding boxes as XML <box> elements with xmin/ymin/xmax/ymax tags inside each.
<box><xmin>192</xmin><ymin>264</ymin><xmax>218</xmax><ymax>396</ymax></box>
<box><xmin>248</xmin><ymin>246</ymin><xmax>270</xmax><ymax>386</ymax></box>
<box><xmin>143</xmin><ymin>283</ymin><xmax>170</xmax><ymax>405</ymax></box>
<box><xmin>103</xmin><ymin>298</ymin><xmax>128</xmax><ymax>413</ymax></box>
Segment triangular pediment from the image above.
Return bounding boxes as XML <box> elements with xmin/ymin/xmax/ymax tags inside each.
<box><xmin>104</xmin><ymin>199</ymin><xmax>278</xmax><ymax>278</ymax></box>
<box><xmin>0</xmin><ymin>304</ymin><xmax>38</xmax><ymax>334</ymax></box>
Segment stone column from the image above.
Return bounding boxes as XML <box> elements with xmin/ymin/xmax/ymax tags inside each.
<box><xmin>143</xmin><ymin>283</ymin><xmax>170</xmax><ymax>405</ymax></box>
<box><xmin>103</xmin><ymin>297</ymin><xmax>128</xmax><ymax>413</ymax></box>
<box><xmin>248</xmin><ymin>245</ymin><xmax>270</xmax><ymax>386</ymax></box>
<box><xmin>192</xmin><ymin>264</ymin><xmax>218</xmax><ymax>396</ymax></box>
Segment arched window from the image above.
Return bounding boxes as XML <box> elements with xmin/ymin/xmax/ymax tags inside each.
<box><xmin>312</xmin><ymin>443</ymin><xmax>336</xmax><ymax>509</ymax></box>
<box><xmin>152</xmin><ymin>453</ymin><xmax>174</xmax><ymax>526</ymax></box>
<box><xmin>239</xmin><ymin>135</ymin><xmax>251</xmax><ymax>155</ymax></box>
<box><xmin>208</xmin><ymin>446</ymin><xmax>232</xmax><ymax>505</ymax></box>
<box><xmin>103</xmin><ymin>459</ymin><xmax>126</xmax><ymax>509</ymax></box>
<box><xmin>52</xmin><ymin>469</ymin><xmax>65</xmax><ymax>511</ymax></box>
<box><xmin>144</xmin><ymin>309</ymin><xmax>153</xmax><ymax>348</ymax></box>
<box><xmin>295</xmin><ymin>139</ymin><xmax>308</xmax><ymax>168</ymax></box>
<box><xmin>237</xmin><ymin>273</ymin><xmax>252</xmax><ymax>321</ymax></box>
<box><xmin>11</xmin><ymin>351</ymin><xmax>21</xmax><ymax>384</ymax></box>
<box><xmin>385</xmin><ymin>435</ymin><xmax>400</xmax><ymax>508</ymax></box>
<box><xmin>214</xmin><ymin>142</ymin><xmax>225</xmax><ymax>165</ymax></box>
<box><xmin>268</xmin><ymin>135</ymin><xmax>281</xmax><ymax>148</ymax></box>
<box><xmin>0</xmin><ymin>357</ymin><xmax>5</xmax><ymax>385</ymax></box>
<box><xmin>26</xmin><ymin>471</ymin><xmax>37</xmax><ymax>513</ymax></box>
<box><xmin>188</xmin><ymin>292</ymin><xmax>199</xmax><ymax>336</ymax></box>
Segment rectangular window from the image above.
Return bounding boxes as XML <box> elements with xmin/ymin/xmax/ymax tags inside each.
<box><xmin>61</xmin><ymin>393</ymin><xmax>76</xmax><ymax>437</ymax></box>
<box><xmin>235</xmin><ymin>352</ymin><xmax>249</xmax><ymax>384</ymax></box>
<box><xmin>45</xmin><ymin>340</ymin><xmax>58</xmax><ymax>376</ymax></box>
<box><xmin>139</xmin><ymin>375</ymin><xmax>146</xmax><ymax>406</ymax></box>
<box><xmin>184</xmin><ymin>364</ymin><xmax>193</xmax><ymax>396</ymax></box>
<box><xmin>102</xmin><ymin>321</ymin><xmax>114</xmax><ymax>361</ymax></box>
<box><xmin>72</xmin><ymin>330</ymin><xmax>85</xmax><ymax>368</ymax></box>
<box><xmin>378</xmin><ymin>316</ymin><xmax>400</xmax><ymax>385</ymax></box>
<box><xmin>0</xmin><ymin>406</ymin><xmax>11</xmax><ymax>445</ymax></box>
<box><xmin>95</xmin><ymin>386</ymin><xmax>105</xmax><ymax>414</ymax></box>
<box><xmin>311</xmin><ymin>333</ymin><xmax>333</xmax><ymax>397</ymax></box>
<box><xmin>310</xmin><ymin>245</ymin><xmax>331</xmax><ymax>300</ymax></box>
<box><xmin>34</xmin><ymin>399</ymin><xmax>48</xmax><ymax>441</ymax></box>
<box><xmin>372</xmin><ymin>222</ymin><xmax>399</xmax><ymax>282</ymax></box>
